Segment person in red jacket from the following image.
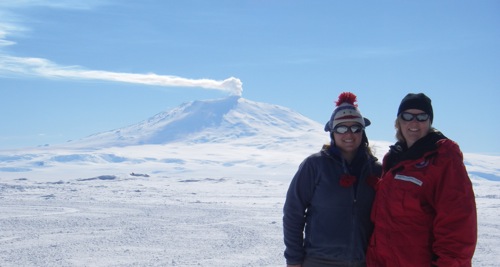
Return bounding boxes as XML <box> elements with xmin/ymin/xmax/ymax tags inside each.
<box><xmin>366</xmin><ymin>93</ymin><xmax>477</xmax><ymax>266</ymax></box>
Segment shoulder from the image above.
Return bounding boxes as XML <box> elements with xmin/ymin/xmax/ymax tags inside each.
<box><xmin>303</xmin><ymin>150</ymin><xmax>326</xmax><ymax>162</ymax></box>
<box><xmin>436</xmin><ymin>139</ymin><xmax>464</xmax><ymax>161</ymax></box>
<box><xmin>372</xmin><ymin>159</ymin><xmax>383</xmax><ymax>172</ymax></box>
<box><xmin>298</xmin><ymin>150</ymin><xmax>332</xmax><ymax>170</ymax></box>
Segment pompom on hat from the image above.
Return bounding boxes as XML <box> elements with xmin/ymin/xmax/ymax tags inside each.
<box><xmin>397</xmin><ymin>93</ymin><xmax>434</xmax><ymax>123</ymax></box>
<box><xmin>324</xmin><ymin>92</ymin><xmax>371</xmax><ymax>132</ymax></box>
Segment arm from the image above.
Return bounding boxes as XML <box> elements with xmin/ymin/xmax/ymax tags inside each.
<box><xmin>283</xmin><ymin>158</ymin><xmax>317</xmax><ymax>265</ymax></box>
<box><xmin>432</xmin><ymin>145</ymin><xmax>477</xmax><ymax>266</ymax></box>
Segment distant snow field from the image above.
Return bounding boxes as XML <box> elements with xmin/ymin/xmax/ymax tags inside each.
<box><xmin>1</xmin><ymin>143</ymin><xmax>499</xmax><ymax>266</ymax></box>
<box><xmin>0</xmin><ymin>171</ymin><xmax>287</xmax><ymax>266</ymax></box>
<box><xmin>1</xmin><ymin>97</ymin><xmax>499</xmax><ymax>266</ymax></box>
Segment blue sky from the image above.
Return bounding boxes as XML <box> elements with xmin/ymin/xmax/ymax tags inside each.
<box><xmin>0</xmin><ymin>0</ymin><xmax>499</xmax><ymax>154</ymax></box>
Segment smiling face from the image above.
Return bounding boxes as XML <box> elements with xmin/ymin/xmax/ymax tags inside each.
<box><xmin>333</xmin><ymin>122</ymin><xmax>363</xmax><ymax>161</ymax></box>
<box><xmin>397</xmin><ymin>108</ymin><xmax>431</xmax><ymax>148</ymax></box>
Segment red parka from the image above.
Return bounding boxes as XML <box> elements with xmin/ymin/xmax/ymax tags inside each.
<box><xmin>367</xmin><ymin>133</ymin><xmax>477</xmax><ymax>267</ymax></box>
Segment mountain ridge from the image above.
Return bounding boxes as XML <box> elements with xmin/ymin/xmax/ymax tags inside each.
<box><xmin>64</xmin><ymin>96</ymin><xmax>328</xmax><ymax>149</ymax></box>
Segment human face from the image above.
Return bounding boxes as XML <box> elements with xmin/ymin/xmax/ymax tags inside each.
<box><xmin>333</xmin><ymin>122</ymin><xmax>363</xmax><ymax>160</ymax></box>
<box><xmin>398</xmin><ymin>108</ymin><xmax>431</xmax><ymax>148</ymax></box>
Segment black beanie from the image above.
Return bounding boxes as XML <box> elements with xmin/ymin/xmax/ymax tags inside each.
<box><xmin>397</xmin><ymin>93</ymin><xmax>433</xmax><ymax>123</ymax></box>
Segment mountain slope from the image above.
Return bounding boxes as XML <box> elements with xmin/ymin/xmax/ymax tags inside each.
<box><xmin>0</xmin><ymin>96</ymin><xmax>333</xmax><ymax>180</ymax></box>
<box><xmin>65</xmin><ymin>96</ymin><xmax>329</xmax><ymax>149</ymax></box>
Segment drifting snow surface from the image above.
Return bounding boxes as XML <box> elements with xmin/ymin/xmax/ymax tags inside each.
<box><xmin>1</xmin><ymin>97</ymin><xmax>499</xmax><ymax>266</ymax></box>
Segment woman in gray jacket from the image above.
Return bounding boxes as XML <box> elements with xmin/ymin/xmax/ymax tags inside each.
<box><xmin>283</xmin><ymin>92</ymin><xmax>381</xmax><ymax>267</ymax></box>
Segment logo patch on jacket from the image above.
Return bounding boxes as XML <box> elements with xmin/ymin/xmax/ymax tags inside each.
<box><xmin>415</xmin><ymin>159</ymin><xmax>429</xmax><ymax>168</ymax></box>
<box><xmin>395</xmin><ymin>174</ymin><xmax>423</xmax><ymax>186</ymax></box>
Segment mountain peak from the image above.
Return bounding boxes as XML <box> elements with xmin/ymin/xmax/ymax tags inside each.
<box><xmin>65</xmin><ymin>96</ymin><xmax>326</xmax><ymax>149</ymax></box>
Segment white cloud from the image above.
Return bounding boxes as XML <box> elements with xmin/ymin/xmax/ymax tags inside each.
<box><xmin>0</xmin><ymin>55</ymin><xmax>244</xmax><ymax>96</ymax></box>
<box><xmin>0</xmin><ymin>1</ymin><xmax>244</xmax><ymax>96</ymax></box>
<box><xmin>0</xmin><ymin>11</ymin><xmax>26</xmax><ymax>48</ymax></box>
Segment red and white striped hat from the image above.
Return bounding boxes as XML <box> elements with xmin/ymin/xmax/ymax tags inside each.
<box><xmin>324</xmin><ymin>92</ymin><xmax>371</xmax><ymax>132</ymax></box>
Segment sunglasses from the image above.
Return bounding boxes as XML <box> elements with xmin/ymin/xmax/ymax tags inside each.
<box><xmin>333</xmin><ymin>124</ymin><xmax>364</xmax><ymax>134</ymax></box>
<box><xmin>400</xmin><ymin>112</ymin><xmax>430</xmax><ymax>122</ymax></box>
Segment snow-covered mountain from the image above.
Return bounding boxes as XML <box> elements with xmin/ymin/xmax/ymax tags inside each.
<box><xmin>65</xmin><ymin>96</ymin><xmax>329</xmax><ymax>150</ymax></box>
<box><xmin>0</xmin><ymin>96</ymin><xmax>339</xmax><ymax>181</ymax></box>
<box><xmin>1</xmin><ymin>96</ymin><xmax>497</xmax><ymax>182</ymax></box>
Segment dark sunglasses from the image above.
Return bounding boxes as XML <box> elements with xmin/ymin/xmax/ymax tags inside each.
<box><xmin>333</xmin><ymin>124</ymin><xmax>364</xmax><ymax>134</ymax></box>
<box><xmin>400</xmin><ymin>112</ymin><xmax>430</xmax><ymax>122</ymax></box>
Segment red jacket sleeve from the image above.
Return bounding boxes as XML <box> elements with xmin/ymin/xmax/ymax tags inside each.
<box><xmin>432</xmin><ymin>140</ymin><xmax>477</xmax><ymax>266</ymax></box>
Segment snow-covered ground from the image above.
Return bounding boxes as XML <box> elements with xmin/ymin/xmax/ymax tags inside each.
<box><xmin>0</xmin><ymin>141</ymin><xmax>305</xmax><ymax>266</ymax></box>
<box><xmin>1</xmin><ymin>143</ymin><xmax>499</xmax><ymax>267</ymax></box>
<box><xmin>0</xmin><ymin>168</ymin><xmax>287</xmax><ymax>266</ymax></box>
<box><xmin>1</xmin><ymin>97</ymin><xmax>499</xmax><ymax>266</ymax></box>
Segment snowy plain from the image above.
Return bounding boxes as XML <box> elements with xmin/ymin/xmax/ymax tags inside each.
<box><xmin>1</xmin><ymin>97</ymin><xmax>499</xmax><ymax>266</ymax></box>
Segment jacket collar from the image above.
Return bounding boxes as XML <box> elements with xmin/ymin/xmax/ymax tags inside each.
<box><xmin>384</xmin><ymin>131</ymin><xmax>447</xmax><ymax>172</ymax></box>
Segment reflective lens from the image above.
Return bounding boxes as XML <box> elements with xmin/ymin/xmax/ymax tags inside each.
<box><xmin>333</xmin><ymin>125</ymin><xmax>364</xmax><ymax>134</ymax></box>
<box><xmin>401</xmin><ymin>112</ymin><xmax>430</xmax><ymax>122</ymax></box>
